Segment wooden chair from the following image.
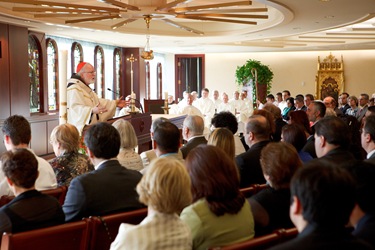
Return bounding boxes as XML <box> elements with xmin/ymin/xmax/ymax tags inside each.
<box><xmin>41</xmin><ymin>186</ymin><xmax>68</xmax><ymax>205</ymax></box>
<box><xmin>1</xmin><ymin>219</ymin><xmax>91</xmax><ymax>250</ymax></box>
<box><xmin>89</xmin><ymin>208</ymin><xmax>148</xmax><ymax>250</ymax></box>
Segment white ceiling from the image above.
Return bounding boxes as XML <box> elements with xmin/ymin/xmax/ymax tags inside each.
<box><xmin>1</xmin><ymin>0</ymin><xmax>375</xmax><ymax>53</ymax></box>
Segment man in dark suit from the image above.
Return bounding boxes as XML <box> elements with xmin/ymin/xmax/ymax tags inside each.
<box><xmin>181</xmin><ymin>115</ymin><xmax>207</xmax><ymax>159</ymax></box>
<box><xmin>0</xmin><ymin>149</ymin><xmax>64</xmax><ymax>233</ymax></box>
<box><xmin>302</xmin><ymin>101</ymin><xmax>326</xmax><ymax>158</ymax></box>
<box><xmin>339</xmin><ymin>92</ymin><xmax>350</xmax><ymax>114</ymax></box>
<box><xmin>63</xmin><ymin>122</ymin><xmax>143</xmax><ymax>222</ymax></box>
<box><xmin>269</xmin><ymin>161</ymin><xmax>372</xmax><ymax>250</ymax></box>
<box><xmin>309</xmin><ymin>116</ymin><xmax>356</xmax><ymax>167</ymax></box>
<box><xmin>361</xmin><ymin>115</ymin><xmax>375</xmax><ymax>165</ymax></box>
<box><xmin>347</xmin><ymin>161</ymin><xmax>375</xmax><ymax>248</ymax></box>
<box><xmin>235</xmin><ymin>115</ymin><xmax>271</xmax><ymax>188</ymax></box>
<box><xmin>357</xmin><ymin>93</ymin><xmax>370</xmax><ymax>123</ymax></box>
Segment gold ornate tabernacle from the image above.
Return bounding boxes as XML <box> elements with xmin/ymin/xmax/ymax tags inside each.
<box><xmin>315</xmin><ymin>53</ymin><xmax>345</xmax><ymax>101</ymax></box>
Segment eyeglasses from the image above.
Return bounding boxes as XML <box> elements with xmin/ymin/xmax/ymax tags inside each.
<box><xmin>83</xmin><ymin>71</ymin><xmax>96</xmax><ymax>74</ymax></box>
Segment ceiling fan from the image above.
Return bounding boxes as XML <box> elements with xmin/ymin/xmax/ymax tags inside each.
<box><xmin>0</xmin><ymin>0</ymin><xmax>269</xmax><ymax>35</ymax></box>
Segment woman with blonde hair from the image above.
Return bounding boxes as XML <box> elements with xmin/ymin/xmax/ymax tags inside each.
<box><xmin>112</xmin><ymin>119</ymin><xmax>143</xmax><ymax>171</ymax></box>
<box><xmin>208</xmin><ymin>127</ymin><xmax>235</xmax><ymax>159</ymax></box>
<box><xmin>49</xmin><ymin>123</ymin><xmax>94</xmax><ymax>186</ymax></box>
<box><xmin>111</xmin><ymin>158</ymin><xmax>193</xmax><ymax>250</ymax></box>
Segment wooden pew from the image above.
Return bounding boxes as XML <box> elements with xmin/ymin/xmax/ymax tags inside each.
<box><xmin>1</xmin><ymin>219</ymin><xmax>91</xmax><ymax>250</ymax></box>
<box><xmin>209</xmin><ymin>227</ymin><xmax>298</xmax><ymax>250</ymax></box>
<box><xmin>89</xmin><ymin>208</ymin><xmax>148</xmax><ymax>250</ymax></box>
<box><xmin>240</xmin><ymin>183</ymin><xmax>269</xmax><ymax>198</ymax></box>
<box><xmin>0</xmin><ymin>186</ymin><xmax>68</xmax><ymax>207</ymax></box>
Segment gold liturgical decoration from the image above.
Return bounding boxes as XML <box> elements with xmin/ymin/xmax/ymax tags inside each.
<box><xmin>141</xmin><ymin>15</ymin><xmax>154</xmax><ymax>60</ymax></box>
<box><xmin>315</xmin><ymin>53</ymin><xmax>345</xmax><ymax>101</ymax></box>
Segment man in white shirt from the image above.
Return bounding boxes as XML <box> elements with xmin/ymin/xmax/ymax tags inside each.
<box><xmin>0</xmin><ymin>115</ymin><xmax>57</xmax><ymax>196</ymax></box>
<box><xmin>278</xmin><ymin>90</ymin><xmax>291</xmax><ymax>111</ymax></box>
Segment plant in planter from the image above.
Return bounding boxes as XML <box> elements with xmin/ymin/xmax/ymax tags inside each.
<box><xmin>235</xmin><ymin>59</ymin><xmax>274</xmax><ymax>104</ymax></box>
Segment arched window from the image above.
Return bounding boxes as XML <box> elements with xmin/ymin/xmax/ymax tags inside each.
<box><xmin>156</xmin><ymin>62</ymin><xmax>162</xmax><ymax>99</ymax></box>
<box><xmin>71</xmin><ymin>42</ymin><xmax>83</xmax><ymax>74</ymax></box>
<box><xmin>46</xmin><ymin>38</ymin><xmax>59</xmax><ymax>112</ymax></box>
<box><xmin>94</xmin><ymin>46</ymin><xmax>105</xmax><ymax>98</ymax></box>
<box><xmin>113</xmin><ymin>48</ymin><xmax>121</xmax><ymax>99</ymax></box>
<box><xmin>28</xmin><ymin>35</ymin><xmax>42</xmax><ymax>113</ymax></box>
<box><xmin>145</xmin><ymin>61</ymin><xmax>150</xmax><ymax>99</ymax></box>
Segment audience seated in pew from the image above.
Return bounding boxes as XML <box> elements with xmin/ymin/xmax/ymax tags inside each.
<box><xmin>63</xmin><ymin>122</ymin><xmax>143</xmax><ymax>222</ymax></box>
<box><xmin>111</xmin><ymin>157</ymin><xmax>192</xmax><ymax>250</ymax></box>
<box><xmin>0</xmin><ymin>149</ymin><xmax>64</xmax><ymax>233</ymax></box>
<box><xmin>49</xmin><ymin>123</ymin><xmax>94</xmax><ymax>187</ymax></box>
<box><xmin>181</xmin><ymin>145</ymin><xmax>254</xmax><ymax>250</ymax></box>
<box><xmin>249</xmin><ymin>142</ymin><xmax>302</xmax><ymax>236</ymax></box>
<box><xmin>112</xmin><ymin>119</ymin><xmax>143</xmax><ymax>171</ymax></box>
<box><xmin>0</xmin><ymin>115</ymin><xmax>57</xmax><ymax>196</ymax></box>
<box><xmin>262</xmin><ymin>103</ymin><xmax>287</xmax><ymax>142</ymax></box>
<box><xmin>268</xmin><ymin>160</ymin><xmax>372</xmax><ymax>250</ymax></box>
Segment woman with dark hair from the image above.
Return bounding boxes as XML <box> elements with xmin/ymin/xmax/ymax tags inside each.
<box><xmin>281</xmin><ymin>124</ymin><xmax>313</xmax><ymax>163</ymax></box>
<box><xmin>288</xmin><ymin>110</ymin><xmax>312</xmax><ymax>137</ymax></box>
<box><xmin>181</xmin><ymin>145</ymin><xmax>254</xmax><ymax>250</ymax></box>
<box><xmin>249</xmin><ymin>142</ymin><xmax>302</xmax><ymax>236</ymax></box>
<box><xmin>282</xmin><ymin>97</ymin><xmax>296</xmax><ymax>121</ymax></box>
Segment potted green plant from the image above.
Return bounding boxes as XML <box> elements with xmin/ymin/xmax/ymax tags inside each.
<box><xmin>235</xmin><ymin>59</ymin><xmax>274</xmax><ymax>103</ymax></box>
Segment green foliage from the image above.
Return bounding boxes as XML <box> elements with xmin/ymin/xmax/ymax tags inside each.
<box><xmin>235</xmin><ymin>59</ymin><xmax>274</xmax><ymax>103</ymax></box>
<box><xmin>235</xmin><ymin>59</ymin><xmax>274</xmax><ymax>87</ymax></box>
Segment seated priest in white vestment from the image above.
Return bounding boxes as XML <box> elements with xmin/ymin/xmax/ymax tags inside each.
<box><xmin>67</xmin><ymin>62</ymin><xmax>127</xmax><ymax>134</ymax></box>
<box><xmin>217</xmin><ymin>92</ymin><xmax>235</xmax><ymax>115</ymax></box>
<box><xmin>212</xmin><ymin>90</ymin><xmax>223</xmax><ymax>112</ymax></box>
<box><xmin>194</xmin><ymin>88</ymin><xmax>215</xmax><ymax>128</ymax></box>
<box><xmin>179</xmin><ymin>93</ymin><xmax>203</xmax><ymax>117</ymax></box>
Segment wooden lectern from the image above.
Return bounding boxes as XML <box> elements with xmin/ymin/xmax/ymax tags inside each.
<box><xmin>83</xmin><ymin>112</ymin><xmax>152</xmax><ymax>154</ymax></box>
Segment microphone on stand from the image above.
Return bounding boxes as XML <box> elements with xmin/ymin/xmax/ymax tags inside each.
<box><xmin>107</xmin><ymin>88</ymin><xmax>120</xmax><ymax>98</ymax></box>
<box><xmin>107</xmin><ymin>88</ymin><xmax>144</xmax><ymax>113</ymax></box>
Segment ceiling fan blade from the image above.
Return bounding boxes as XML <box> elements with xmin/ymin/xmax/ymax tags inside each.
<box><xmin>65</xmin><ymin>14</ymin><xmax>120</xmax><ymax>24</ymax></box>
<box><xmin>156</xmin><ymin>0</ymin><xmax>189</xmax><ymax>11</ymax></box>
<box><xmin>185</xmin><ymin>8</ymin><xmax>267</xmax><ymax>14</ymax></box>
<box><xmin>13</xmin><ymin>7</ymin><xmax>111</xmax><ymax>14</ymax></box>
<box><xmin>161</xmin><ymin>19</ymin><xmax>204</xmax><ymax>35</ymax></box>
<box><xmin>34</xmin><ymin>13</ymin><xmax>105</xmax><ymax>18</ymax></box>
<box><xmin>98</xmin><ymin>0</ymin><xmax>140</xmax><ymax>11</ymax></box>
<box><xmin>173</xmin><ymin>1</ymin><xmax>252</xmax><ymax>12</ymax></box>
<box><xmin>181</xmin><ymin>13</ymin><xmax>268</xmax><ymax>19</ymax></box>
<box><xmin>0</xmin><ymin>0</ymin><xmax>119</xmax><ymax>13</ymax></box>
<box><xmin>176</xmin><ymin>15</ymin><xmax>257</xmax><ymax>25</ymax></box>
<box><xmin>111</xmin><ymin>18</ymin><xmax>138</xmax><ymax>29</ymax></box>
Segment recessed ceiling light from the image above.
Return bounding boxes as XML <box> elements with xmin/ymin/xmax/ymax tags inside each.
<box><xmin>320</xmin><ymin>0</ymin><xmax>330</xmax><ymax>2</ymax></box>
<box><xmin>324</xmin><ymin>15</ymin><xmax>335</xmax><ymax>19</ymax></box>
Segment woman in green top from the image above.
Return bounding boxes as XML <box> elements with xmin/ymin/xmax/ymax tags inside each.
<box><xmin>180</xmin><ymin>145</ymin><xmax>255</xmax><ymax>250</ymax></box>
